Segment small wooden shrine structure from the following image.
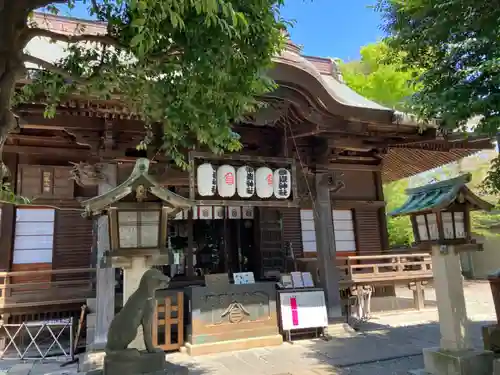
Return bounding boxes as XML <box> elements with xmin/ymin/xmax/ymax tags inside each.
<box><xmin>390</xmin><ymin>173</ymin><xmax>494</xmax><ymax>249</ymax></box>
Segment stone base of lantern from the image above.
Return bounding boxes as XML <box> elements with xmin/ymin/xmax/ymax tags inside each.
<box><xmin>408</xmin><ymin>347</ymin><xmax>493</xmax><ymax>375</ymax></box>
<box><xmin>482</xmin><ymin>324</ymin><xmax>500</xmax><ymax>353</ymax></box>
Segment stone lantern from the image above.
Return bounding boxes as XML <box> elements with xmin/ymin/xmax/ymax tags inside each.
<box><xmin>392</xmin><ymin>174</ymin><xmax>490</xmax><ymax>248</ymax></box>
<box><xmin>80</xmin><ymin>158</ymin><xmax>193</xmax><ymax>349</ymax></box>
<box><xmin>390</xmin><ymin>174</ymin><xmax>494</xmax><ymax>375</ymax></box>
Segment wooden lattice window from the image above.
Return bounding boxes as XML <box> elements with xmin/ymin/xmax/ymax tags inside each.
<box><xmin>152</xmin><ymin>292</ymin><xmax>184</xmax><ymax>351</ymax></box>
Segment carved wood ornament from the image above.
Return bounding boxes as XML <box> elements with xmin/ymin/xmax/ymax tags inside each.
<box><xmin>69</xmin><ymin>161</ymin><xmax>108</xmax><ymax>187</ymax></box>
<box><xmin>317</xmin><ymin>171</ymin><xmax>345</xmax><ymax>193</ymax></box>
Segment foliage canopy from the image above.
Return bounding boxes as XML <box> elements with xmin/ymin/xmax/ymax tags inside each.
<box><xmin>376</xmin><ymin>0</ymin><xmax>500</xmax><ymax>136</ymax></box>
<box><xmin>341</xmin><ymin>42</ymin><xmax>499</xmax><ymax>245</ymax></box>
<box><xmin>340</xmin><ymin>42</ymin><xmax>421</xmax><ymax>111</ymax></box>
<box><xmin>1</xmin><ymin>0</ymin><xmax>287</xmax><ymax>170</ymax></box>
<box><xmin>376</xmin><ymin>0</ymin><xmax>500</xmax><ymax>195</ymax></box>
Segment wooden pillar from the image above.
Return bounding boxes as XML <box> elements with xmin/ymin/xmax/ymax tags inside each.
<box><xmin>92</xmin><ymin>163</ymin><xmax>117</xmax><ymax>349</ymax></box>
<box><xmin>186</xmin><ymin>210</ymin><xmax>194</xmax><ymax>277</ymax></box>
<box><xmin>313</xmin><ymin>173</ymin><xmax>342</xmax><ymax>320</ymax></box>
<box><xmin>0</xmin><ymin>153</ymin><xmax>17</xmax><ymax>271</ymax></box>
<box><xmin>374</xmin><ymin>170</ymin><xmax>389</xmax><ymax>251</ymax></box>
<box><xmin>412</xmin><ymin>281</ymin><xmax>425</xmax><ymax>310</ymax></box>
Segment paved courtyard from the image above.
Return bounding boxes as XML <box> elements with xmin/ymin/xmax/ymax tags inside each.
<box><xmin>1</xmin><ymin>281</ymin><xmax>497</xmax><ymax>375</ymax></box>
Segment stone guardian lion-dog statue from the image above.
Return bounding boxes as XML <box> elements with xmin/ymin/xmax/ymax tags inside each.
<box><xmin>103</xmin><ymin>268</ymin><xmax>171</xmax><ymax>375</ymax></box>
<box><xmin>106</xmin><ymin>268</ymin><xmax>170</xmax><ymax>353</ymax></box>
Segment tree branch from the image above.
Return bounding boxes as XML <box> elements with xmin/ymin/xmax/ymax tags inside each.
<box><xmin>23</xmin><ymin>27</ymin><xmax>119</xmax><ymax>47</ymax></box>
<box><xmin>28</xmin><ymin>0</ymin><xmax>68</xmax><ymax>8</ymax></box>
<box><xmin>22</xmin><ymin>53</ymin><xmax>83</xmax><ymax>83</ymax></box>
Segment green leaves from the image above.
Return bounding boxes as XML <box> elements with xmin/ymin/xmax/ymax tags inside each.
<box><xmin>376</xmin><ymin>0</ymin><xmax>500</xmax><ymax>135</ymax></box>
<box><xmin>15</xmin><ymin>0</ymin><xmax>285</xmax><ymax>169</ymax></box>
<box><xmin>0</xmin><ymin>183</ymin><xmax>31</xmax><ymax>205</ymax></box>
<box><xmin>481</xmin><ymin>156</ymin><xmax>500</xmax><ymax>198</ymax></box>
<box><xmin>340</xmin><ymin>42</ymin><xmax>421</xmax><ymax>111</ymax></box>
<box><xmin>384</xmin><ymin>179</ymin><xmax>414</xmax><ymax>246</ymax></box>
<box><xmin>376</xmin><ymin>0</ymin><xmax>500</xmax><ymax>193</ymax></box>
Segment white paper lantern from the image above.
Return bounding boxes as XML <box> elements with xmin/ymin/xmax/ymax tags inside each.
<box><xmin>273</xmin><ymin>168</ymin><xmax>291</xmax><ymax>199</ymax></box>
<box><xmin>236</xmin><ymin>166</ymin><xmax>255</xmax><ymax>198</ymax></box>
<box><xmin>256</xmin><ymin>167</ymin><xmax>274</xmax><ymax>198</ymax></box>
<box><xmin>197</xmin><ymin>163</ymin><xmax>216</xmax><ymax>197</ymax></box>
<box><xmin>217</xmin><ymin>164</ymin><xmax>236</xmax><ymax>198</ymax></box>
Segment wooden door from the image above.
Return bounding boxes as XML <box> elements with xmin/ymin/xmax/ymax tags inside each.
<box><xmin>258</xmin><ymin>208</ymin><xmax>284</xmax><ymax>277</ymax></box>
<box><xmin>152</xmin><ymin>292</ymin><xmax>184</xmax><ymax>351</ymax></box>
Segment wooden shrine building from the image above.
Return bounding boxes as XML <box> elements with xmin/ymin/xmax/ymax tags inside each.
<box><xmin>0</xmin><ymin>13</ymin><xmax>493</xmax><ymax>352</ymax></box>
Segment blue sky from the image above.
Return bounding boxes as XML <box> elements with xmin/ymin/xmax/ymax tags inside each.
<box><xmin>281</xmin><ymin>0</ymin><xmax>383</xmax><ymax>61</ymax></box>
<box><xmin>50</xmin><ymin>0</ymin><xmax>383</xmax><ymax>62</ymax></box>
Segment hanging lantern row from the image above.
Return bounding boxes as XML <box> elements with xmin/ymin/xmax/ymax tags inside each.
<box><xmin>196</xmin><ymin>163</ymin><xmax>292</xmax><ymax>199</ymax></box>
<box><xmin>173</xmin><ymin>206</ymin><xmax>255</xmax><ymax>220</ymax></box>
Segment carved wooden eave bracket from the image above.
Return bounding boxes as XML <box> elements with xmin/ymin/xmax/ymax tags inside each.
<box><xmin>69</xmin><ymin>162</ymin><xmax>108</xmax><ymax>187</ymax></box>
<box><xmin>316</xmin><ymin>171</ymin><xmax>346</xmax><ymax>193</ymax></box>
<box><xmin>80</xmin><ymin>158</ymin><xmax>194</xmax><ymax>217</ymax></box>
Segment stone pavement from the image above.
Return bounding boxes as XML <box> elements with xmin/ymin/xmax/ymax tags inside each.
<box><xmin>1</xmin><ymin>281</ymin><xmax>496</xmax><ymax>375</ymax></box>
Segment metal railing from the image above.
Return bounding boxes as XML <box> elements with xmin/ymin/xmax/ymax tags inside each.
<box><xmin>0</xmin><ymin>318</ymin><xmax>74</xmax><ymax>360</ymax></box>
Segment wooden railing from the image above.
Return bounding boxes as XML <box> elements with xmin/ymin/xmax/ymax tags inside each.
<box><xmin>337</xmin><ymin>253</ymin><xmax>433</xmax><ymax>284</ymax></box>
<box><xmin>0</xmin><ymin>253</ymin><xmax>433</xmax><ymax>313</ymax></box>
<box><xmin>0</xmin><ymin>268</ymin><xmax>95</xmax><ymax>311</ymax></box>
<box><xmin>297</xmin><ymin>252</ymin><xmax>433</xmax><ymax>286</ymax></box>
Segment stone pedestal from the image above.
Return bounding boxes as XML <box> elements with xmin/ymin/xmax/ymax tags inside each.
<box><xmin>493</xmin><ymin>358</ymin><xmax>500</xmax><ymax>375</ymax></box>
<box><xmin>422</xmin><ymin>347</ymin><xmax>493</xmax><ymax>375</ymax></box>
<box><xmin>104</xmin><ymin>350</ymin><xmax>165</xmax><ymax>375</ymax></box>
<box><xmin>431</xmin><ymin>245</ymin><xmax>470</xmax><ymax>351</ymax></box>
<box><xmin>482</xmin><ymin>324</ymin><xmax>500</xmax><ymax>353</ymax></box>
<box><xmin>122</xmin><ymin>257</ymin><xmax>150</xmax><ymax>350</ymax></box>
<box><xmin>410</xmin><ymin>245</ymin><xmax>494</xmax><ymax>375</ymax></box>
<box><xmin>80</xmin><ymin>350</ymin><xmax>107</xmax><ymax>373</ymax></box>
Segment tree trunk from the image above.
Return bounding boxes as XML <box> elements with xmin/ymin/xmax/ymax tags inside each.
<box><xmin>0</xmin><ymin>2</ymin><xmax>30</xmax><ymax>180</ymax></box>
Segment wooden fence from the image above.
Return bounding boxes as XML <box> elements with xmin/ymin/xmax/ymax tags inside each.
<box><xmin>338</xmin><ymin>253</ymin><xmax>433</xmax><ymax>284</ymax></box>
<box><xmin>0</xmin><ymin>252</ymin><xmax>434</xmax><ymax>319</ymax></box>
<box><xmin>0</xmin><ymin>268</ymin><xmax>95</xmax><ymax>312</ymax></box>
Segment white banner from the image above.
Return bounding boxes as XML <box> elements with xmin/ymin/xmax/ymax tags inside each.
<box><xmin>279</xmin><ymin>290</ymin><xmax>328</xmax><ymax>331</ymax></box>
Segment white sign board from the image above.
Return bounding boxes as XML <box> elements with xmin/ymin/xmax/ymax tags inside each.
<box><xmin>233</xmin><ymin>272</ymin><xmax>255</xmax><ymax>285</ymax></box>
<box><xmin>279</xmin><ymin>290</ymin><xmax>328</xmax><ymax>331</ymax></box>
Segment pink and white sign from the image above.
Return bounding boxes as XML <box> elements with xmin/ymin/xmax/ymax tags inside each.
<box><xmin>278</xmin><ymin>290</ymin><xmax>328</xmax><ymax>331</ymax></box>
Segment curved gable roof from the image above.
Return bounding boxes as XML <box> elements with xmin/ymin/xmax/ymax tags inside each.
<box><xmin>26</xmin><ymin>13</ymin><xmax>425</xmax><ymax>128</ymax></box>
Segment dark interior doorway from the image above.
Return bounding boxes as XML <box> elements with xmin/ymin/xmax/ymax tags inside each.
<box><xmin>166</xmin><ymin>217</ymin><xmax>257</xmax><ymax>279</ymax></box>
<box><xmin>226</xmin><ymin>219</ymin><xmax>256</xmax><ymax>275</ymax></box>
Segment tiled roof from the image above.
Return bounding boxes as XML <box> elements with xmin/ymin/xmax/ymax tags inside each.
<box><xmin>389</xmin><ymin>174</ymin><xmax>493</xmax><ymax>216</ymax></box>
